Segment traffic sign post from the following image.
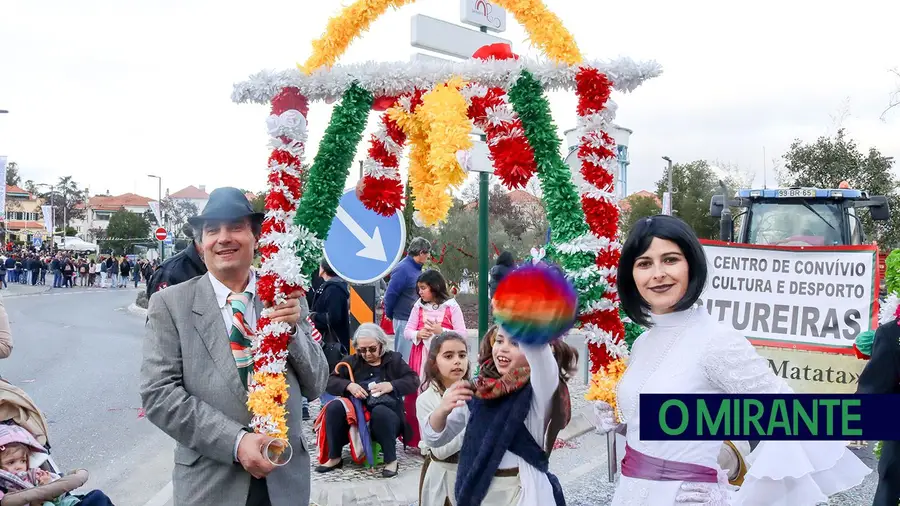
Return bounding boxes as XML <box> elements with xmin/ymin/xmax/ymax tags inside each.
<box><xmin>323</xmin><ymin>189</ymin><xmax>407</xmax><ymax>285</ymax></box>
<box><xmin>410</xmin><ymin>2</ymin><xmax>508</xmax><ymax>342</ymax></box>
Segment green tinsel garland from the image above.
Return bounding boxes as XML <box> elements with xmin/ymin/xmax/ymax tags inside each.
<box><xmin>294</xmin><ymin>83</ymin><xmax>374</xmax><ymax>277</ymax></box>
<box><xmin>622</xmin><ymin>310</ymin><xmax>644</xmax><ymax>350</ymax></box>
<box><xmin>886</xmin><ymin>250</ymin><xmax>900</xmax><ymax>295</ymax></box>
<box><xmin>874</xmin><ymin>440</ymin><xmax>883</xmax><ymax>459</ymax></box>
<box><xmin>508</xmin><ymin>70</ymin><xmax>603</xmax><ymax>313</ymax></box>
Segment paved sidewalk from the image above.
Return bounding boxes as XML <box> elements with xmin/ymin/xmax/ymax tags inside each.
<box><xmin>0</xmin><ymin>282</ymin><xmax>52</xmax><ymax>297</ymax></box>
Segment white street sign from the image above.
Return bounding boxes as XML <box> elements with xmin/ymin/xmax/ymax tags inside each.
<box><xmin>662</xmin><ymin>192</ymin><xmax>672</xmax><ymax>215</ymax></box>
<box><xmin>411</xmin><ymin>14</ymin><xmax>510</xmax><ymax>60</ymax></box>
<box><xmin>460</xmin><ymin>0</ymin><xmax>507</xmax><ymax>32</ymax></box>
<box><xmin>411</xmin><ymin>52</ymin><xmax>452</xmax><ymax>65</ymax></box>
<box><xmin>462</xmin><ymin>140</ymin><xmax>494</xmax><ymax>173</ymax></box>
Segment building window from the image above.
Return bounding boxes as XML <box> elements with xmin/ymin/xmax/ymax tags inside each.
<box><xmin>94</xmin><ymin>211</ymin><xmax>112</xmax><ymax>221</ymax></box>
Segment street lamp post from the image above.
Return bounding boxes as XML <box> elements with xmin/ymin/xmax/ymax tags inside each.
<box><xmin>662</xmin><ymin>156</ymin><xmax>674</xmax><ymax>215</ymax></box>
<box><xmin>147</xmin><ymin>175</ymin><xmax>163</xmax><ymax>261</ymax></box>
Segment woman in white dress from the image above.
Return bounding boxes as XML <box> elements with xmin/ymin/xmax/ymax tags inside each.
<box><xmin>416</xmin><ymin>331</ymin><xmax>470</xmax><ymax>506</ymax></box>
<box><xmin>593</xmin><ymin>215</ymin><xmax>871</xmax><ymax>505</ymax></box>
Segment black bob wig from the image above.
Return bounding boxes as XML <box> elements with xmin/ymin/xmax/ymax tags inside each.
<box><xmin>617</xmin><ymin>215</ymin><xmax>708</xmax><ymax>327</ymax></box>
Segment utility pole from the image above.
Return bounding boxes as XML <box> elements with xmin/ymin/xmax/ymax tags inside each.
<box><xmin>148</xmin><ymin>175</ymin><xmax>164</xmax><ymax>261</ymax></box>
<box><xmin>662</xmin><ymin>156</ymin><xmax>673</xmax><ymax>215</ymax></box>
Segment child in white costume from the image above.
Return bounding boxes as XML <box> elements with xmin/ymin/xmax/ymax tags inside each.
<box><xmin>416</xmin><ymin>332</ymin><xmax>470</xmax><ymax>506</ymax></box>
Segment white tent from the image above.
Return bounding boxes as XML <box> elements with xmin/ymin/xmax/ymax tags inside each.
<box><xmin>57</xmin><ymin>236</ymin><xmax>99</xmax><ymax>253</ymax></box>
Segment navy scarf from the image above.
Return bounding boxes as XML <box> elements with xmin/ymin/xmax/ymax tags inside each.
<box><xmin>454</xmin><ymin>384</ymin><xmax>565</xmax><ymax>506</ymax></box>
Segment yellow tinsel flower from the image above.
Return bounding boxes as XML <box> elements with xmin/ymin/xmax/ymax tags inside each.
<box><xmin>585</xmin><ymin>359</ymin><xmax>627</xmax><ymax>423</ymax></box>
<box><xmin>301</xmin><ymin>0</ymin><xmax>417</xmax><ymax>73</ymax></box>
<box><xmin>247</xmin><ymin>372</ymin><xmax>290</xmax><ymax>439</ymax></box>
<box><xmin>417</xmin><ymin>78</ymin><xmax>472</xmax><ymax>190</ymax></box>
<box><xmin>493</xmin><ymin>0</ymin><xmax>582</xmax><ymax>65</ymax></box>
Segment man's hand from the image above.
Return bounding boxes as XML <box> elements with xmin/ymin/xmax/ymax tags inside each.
<box><xmin>370</xmin><ymin>382</ymin><xmax>393</xmax><ymax>396</ymax></box>
<box><xmin>346</xmin><ymin>382</ymin><xmax>368</xmax><ymax>399</ymax></box>
<box><xmin>237</xmin><ymin>432</ymin><xmax>278</xmax><ymax>479</ymax></box>
<box><xmin>264</xmin><ymin>289</ymin><xmax>305</xmax><ymax>328</ymax></box>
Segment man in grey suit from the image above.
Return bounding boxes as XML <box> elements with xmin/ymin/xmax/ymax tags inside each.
<box><xmin>140</xmin><ymin>187</ymin><xmax>329</xmax><ymax>506</ymax></box>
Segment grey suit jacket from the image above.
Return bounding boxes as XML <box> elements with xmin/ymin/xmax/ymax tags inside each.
<box><xmin>140</xmin><ymin>273</ymin><xmax>329</xmax><ymax>506</ymax></box>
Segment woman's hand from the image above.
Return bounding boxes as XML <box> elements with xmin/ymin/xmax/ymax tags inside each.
<box><xmin>346</xmin><ymin>382</ymin><xmax>368</xmax><ymax>399</ymax></box>
<box><xmin>591</xmin><ymin>401</ymin><xmax>620</xmax><ymax>434</ymax></box>
<box><xmin>416</xmin><ymin>329</ymin><xmax>433</xmax><ymax>341</ymax></box>
<box><xmin>370</xmin><ymin>382</ymin><xmax>394</xmax><ymax>396</ymax></box>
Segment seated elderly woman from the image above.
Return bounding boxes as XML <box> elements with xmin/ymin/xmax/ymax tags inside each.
<box><xmin>316</xmin><ymin>323</ymin><xmax>420</xmax><ymax>478</ymax></box>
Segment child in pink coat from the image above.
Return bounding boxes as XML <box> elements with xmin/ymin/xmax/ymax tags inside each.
<box><xmin>403</xmin><ymin>270</ymin><xmax>466</xmax><ymax>447</ymax></box>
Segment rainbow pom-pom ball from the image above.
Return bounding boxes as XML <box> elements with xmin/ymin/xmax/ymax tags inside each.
<box><xmin>491</xmin><ymin>263</ymin><xmax>578</xmax><ymax>345</ymax></box>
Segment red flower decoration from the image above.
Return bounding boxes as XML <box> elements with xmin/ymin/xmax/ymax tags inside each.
<box><xmin>269</xmin><ymin>149</ymin><xmax>301</xmax><ymax>168</ymax></box>
<box><xmin>271</xmin><ymin>87</ymin><xmax>309</xmax><ymax>117</ymax></box>
<box><xmin>575</xmin><ymin>68</ymin><xmax>613</xmax><ymax>116</ymax></box>
<box><xmin>359</xmin><ymin>176</ymin><xmax>405</xmax><ymax>216</ymax></box>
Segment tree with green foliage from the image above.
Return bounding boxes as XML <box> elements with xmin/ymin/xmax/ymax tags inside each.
<box><xmin>5</xmin><ymin>161</ymin><xmax>20</xmax><ymax>187</ymax></box>
<box><xmin>779</xmin><ymin>129</ymin><xmax>900</xmax><ymax>248</ymax></box>
<box><xmin>105</xmin><ymin>210</ymin><xmax>150</xmax><ymax>254</ymax></box>
<box><xmin>620</xmin><ymin>194</ymin><xmax>661</xmax><ymax>236</ymax></box>
<box><xmin>655</xmin><ymin>160</ymin><xmax>720</xmax><ymax>239</ymax></box>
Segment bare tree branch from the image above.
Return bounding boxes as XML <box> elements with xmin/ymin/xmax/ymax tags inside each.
<box><xmin>880</xmin><ymin>68</ymin><xmax>900</xmax><ymax>121</ymax></box>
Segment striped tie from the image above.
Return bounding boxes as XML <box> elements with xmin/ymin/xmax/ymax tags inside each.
<box><xmin>226</xmin><ymin>291</ymin><xmax>255</xmax><ymax>388</ymax></box>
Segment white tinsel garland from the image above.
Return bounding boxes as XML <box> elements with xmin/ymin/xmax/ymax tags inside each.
<box><xmin>232</xmin><ymin>57</ymin><xmax>663</xmax><ymax>105</ymax></box>
<box><xmin>879</xmin><ymin>293</ymin><xmax>900</xmax><ymax>325</ymax></box>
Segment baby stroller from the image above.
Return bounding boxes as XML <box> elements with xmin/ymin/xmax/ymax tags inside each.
<box><xmin>0</xmin><ymin>378</ymin><xmax>96</xmax><ymax>506</ymax></box>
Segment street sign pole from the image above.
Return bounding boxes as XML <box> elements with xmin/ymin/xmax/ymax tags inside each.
<box><xmin>411</xmin><ymin>6</ymin><xmax>507</xmax><ymax>343</ymax></box>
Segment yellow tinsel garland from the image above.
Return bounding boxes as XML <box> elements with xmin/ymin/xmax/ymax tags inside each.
<box><xmin>388</xmin><ymin>80</ymin><xmax>472</xmax><ymax>226</ymax></box>
<box><xmin>301</xmin><ymin>0</ymin><xmax>415</xmax><ymax>73</ymax></box>
<box><xmin>492</xmin><ymin>0</ymin><xmax>581</xmax><ymax>65</ymax></box>
<box><xmin>585</xmin><ymin>358</ymin><xmax>627</xmax><ymax>423</ymax></box>
<box><xmin>247</xmin><ymin>372</ymin><xmax>290</xmax><ymax>440</ymax></box>
<box><xmin>301</xmin><ymin>0</ymin><xmax>581</xmax><ymax>75</ymax></box>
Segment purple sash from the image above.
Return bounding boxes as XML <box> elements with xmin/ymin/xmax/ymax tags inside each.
<box><xmin>621</xmin><ymin>444</ymin><xmax>719</xmax><ymax>483</ymax></box>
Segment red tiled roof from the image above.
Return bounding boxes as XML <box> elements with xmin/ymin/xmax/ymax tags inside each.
<box><xmin>508</xmin><ymin>189</ymin><xmax>540</xmax><ymax>205</ymax></box>
<box><xmin>171</xmin><ymin>185</ymin><xmax>209</xmax><ymax>199</ymax></box>
<box><xmin>620</xmin><ymin>190</ymin><xmax>661</xmax><ymax>213</ymax></box>
<box><xmin>5</xmin><ymin>185</ymin><xmax>29</xmax><ymax>195</ymax></box>
<box><xmin>4</xmin><ymin>220</ymin><xmax>44</xmax><ymax>230</ymax></box>
<box><xmin>83</xmin><ymin>193</ymin><xmax>152</xmax><ymax>211</ymax></box>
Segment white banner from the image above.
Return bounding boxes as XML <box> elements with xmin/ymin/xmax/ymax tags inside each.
<box><xmin>0</xmin><ymin>156</ymin><xmax>6</xmax><ymax>222</ymax></box>
<box><xmin>41</xmin><ymin>205</ymin><xmax>53</xmax><ymax>233</ymax></box>
<box><xmin>149</xmin><ymin>200</ymin><xmax>162</xmax><ymax>226</ymax></box>
<box><xmin>700</xmin><ymin>242</ymin><xmax>878</xmax><ymax>352</ymax></box>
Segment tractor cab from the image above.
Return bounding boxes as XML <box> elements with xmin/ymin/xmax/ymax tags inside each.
<box><xmin>710</xmin><ymin>184</ymin><xmax>890</xmax><ymax>246</ymax></box>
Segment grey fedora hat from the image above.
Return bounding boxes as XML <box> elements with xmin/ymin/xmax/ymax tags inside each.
<box><xmin>187</xmin><ymin>187</ymin><xmax>264</xmax><ymax>227</ymax></box>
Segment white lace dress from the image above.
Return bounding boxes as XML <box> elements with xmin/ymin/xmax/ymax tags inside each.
<box><xmin>612</xmin><ymin>306</ymin><xmax>871</xmax><ymax>506</ymax></box>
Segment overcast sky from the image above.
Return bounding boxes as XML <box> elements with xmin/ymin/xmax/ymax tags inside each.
<box><xmin>2</xmin><ymin>0</ymin><xmax>899</xmax><ymax>201</ymax></box>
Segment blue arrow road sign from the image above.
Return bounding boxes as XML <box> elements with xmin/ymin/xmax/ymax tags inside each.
<box><xmin>323</xmin><ymin>189</ymin><xmax>407</xmax><ymax>285</ymax></box>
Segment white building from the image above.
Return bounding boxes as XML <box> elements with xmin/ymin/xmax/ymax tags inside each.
<box><xmin>71</xmin><ymin>192</ymin><xmax>152</xmax><ymax>240</ymax></box>
<box><xmin>564</xmin><ymin>124</ymin><xmax>632</xmax><ymax>200</ymax></box>
<box><xmin>169</xmin><ymin>185</ymin><xmax>209</xmax><ymax>211</ymax></box>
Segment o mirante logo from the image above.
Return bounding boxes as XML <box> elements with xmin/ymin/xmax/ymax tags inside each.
<box><xmin>640</xmin><ymin>394</ymin><xmax>900</xmax><ymax>441</ymax></box>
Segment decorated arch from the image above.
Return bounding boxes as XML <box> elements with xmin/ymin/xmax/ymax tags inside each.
<box><xmin>232</xmin><ymin>0</ymin><xmax>661</xmax><ymax>439</ymax></box>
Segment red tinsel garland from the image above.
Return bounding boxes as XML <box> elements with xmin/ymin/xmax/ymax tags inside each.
<box><xmin>358</xmin><ymin>102</ymin><xmax>411</xmax><ymax>216</ymax></box>
<box><xmin>574</xmin><ymin>68</ymin><xmax>625</xmax><ymax>373</ymax></box>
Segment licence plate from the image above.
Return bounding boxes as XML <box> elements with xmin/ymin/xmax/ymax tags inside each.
<box><xmin>776</xmin><ymin>188</ymin><xmax>816</xmax><ymax>198</ymax></box>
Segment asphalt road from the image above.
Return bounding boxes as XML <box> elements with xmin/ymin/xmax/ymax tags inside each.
<box><xmin>0</xmin><ymin>286</ymin><xmax>173</xmax><ymax>506</ymax></box>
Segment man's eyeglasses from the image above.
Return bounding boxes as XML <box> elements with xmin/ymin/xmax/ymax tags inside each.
<box><xmin>357</xmin><ymin>345</ymin><xmax>380</xmax><ymax>355</ymax></box>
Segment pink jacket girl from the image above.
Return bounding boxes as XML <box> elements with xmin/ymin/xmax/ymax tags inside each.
<box><xmin>403</xmin><ymin>270</ymin><xmax>466</xmax><ymax>447</ymax></box>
